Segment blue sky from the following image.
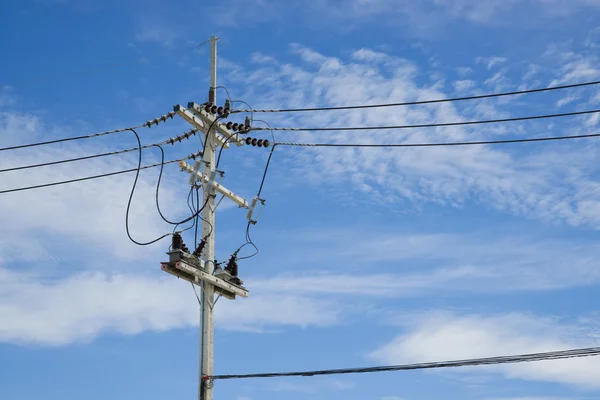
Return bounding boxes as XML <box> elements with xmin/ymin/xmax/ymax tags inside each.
<box><xmin>1</xmin><ymin>1</ymin><xmax>600</xmax><ymax>399</ymax></box>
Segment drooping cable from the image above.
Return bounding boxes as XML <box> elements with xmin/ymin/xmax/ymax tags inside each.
<box><xmin>207</xmin><ymin>346</ymin><xmax>600</xmax><ymax>381</ymax></box>
<box><xmin>231</xmin><ymin>80</ymin><xmax>600</xmax><ymax>113</ymax></box>
<box><xmin>154</xmin><ymin>143</ymin><xmax>210</xmax><ymax>229</ymax></box>
<box><xmin>250</xmin><ymin>109</ymin><xmax>600</xmax><ymax>133</ymax></box>
<box><xmin>124</xmin><ymin>128</ymin><xmax>171</xmax><ymax>246</ymax></box>
<box><xmin>274</xmin><ymin>132</ymin><xmax>600</xmax><ymax>148</ymax></box>
<box><xmin>172</xmin><ymin>187</ymin><xmax>197</xmax><ymax>235</ymax></box>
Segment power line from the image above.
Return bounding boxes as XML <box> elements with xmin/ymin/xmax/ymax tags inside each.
<box><xmin>250</xmin><ymin>109</ymin><xmax>600</xmax><ymax>133</ymax></box>
<box><xmin>0</xmin><ymin>112</ymin><xmax>178</xmax><ymax>153</ymax></box>
<box><xmin>0</xmin><ymin>128</ymin><xmax>199</xmax><ymax>173</ymax></box>
<box><xmin>207</xmin><ymin>346</ymin><xmax>600</xmax><ymax>381</ymax></box>
<box><xmin>274</xmin><ymin>132</ymin><xmax>600</xmax><ymax>148</ymax></box>
<box><xmin>0</xmin><ymin>153</ymin><xmax>201</xmax><ymax>195</ymax></box>
<box><xmin>2</xmin><ymin>40</ymin><xmax>210</xmax><ymax>88</ymax></box>
<box><xmin>232</xmin><ymin>80</ymin><xmax>600</xmax><ymax>114</ymax></box>
<box><xmin>0</xmin><ymin>125</ymin><xmax>145</xmax><ymax>152</ymax></box>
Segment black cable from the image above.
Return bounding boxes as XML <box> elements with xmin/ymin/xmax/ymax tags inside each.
<box><xmin>233</xmin><ymin>145</ymin><xmax>276</xmax><ymax>261</ymax></box>
<box><xmin>208</xmin><ymin>346</ymin><xmax>600</xmax><ymax>381</ymax></box>
<box><xmin>172</xmin><ymin>187</ymin><xmax>197</xmax><ymax>235</ymax></box>
<box><xmin>257</xmin><ymin>144</ymin><xmax>277</xmax><ymax>198</ymax></box>
<box><xmin>0</xmin><ymin>128</ymin><xmax>198</xmax><ymax>174</ymax></box>
<box><xmin>195</xmin><ymin>186</ymin><xmax>200</xmax><ymax>248</ymax></box>
<box><xmin>0</xmin><ymin>142</ymin><xmax>156</xmax><ymax>173</ymax></box>
<box><xmin>236</xmin><ymin>222</ymin><xmax>259</xmax><ymax>261</ymax></box>
<box><xmin>251</xmin><ymin>109</ymin><xmax>600</xmax><ymax>132</ymax></box>
<box><xmin>154</xmin><ymin>144</ymin><xmax>212</xmax><ymax>228</ymax></box>
<box><xmin>124</xmin><ymin>128</ymin><xmax>171</xmax><ymax>246</ymax></box>
<box><xmin>0</xmin><ymin>159</ymin><xmax>181</xmax><ymax>195</ymax></box>
<box><xmin>232</xmin><ymin>80</ymin><xmax>600</xmax><ymax>113</ymax></box>
<box><xmin>274</xmin><ymin>132</ymin><xmax>600</xmax><ymax>148</ymax></box>
<box><xmin>0</xmin><ymin>125</ymin><xmax>146</xmax><ymax>152</ymax></box>
<box><xmin>203</xmin><ymin>115</ymin><xmax>224</xmax><ymax>157</ymax></box>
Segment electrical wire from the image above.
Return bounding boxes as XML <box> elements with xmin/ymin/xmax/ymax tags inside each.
<box><xmin>0</xmin><ymin>125</ymin><xmax>146</xmax><ymax>152</ymax></box>
<box><xmin>154</xmin><ymin>144</ymin><xmax>211</xmax><ymax>230</ymax></box>
<box><xmin>233</xmin><ymin>143</ymin><xmax>277</xmax><ymax>261</ymax></box>
<box><xmin>0</xmin><ymin>153</ymin><xmax>200</xmax><ymax>195</ymax></box>
<box><xmin>0</xmin><ymin>128</ymin><xmax>198</xmax><ymax>173</ymax></box>
<box><xmin>195</xmin><ymin>186</ymin><xmax>201</xmax><ymax>248</ymax></box>
<box><xmin>124</xmin><ymin>128</ymin><xmax>171</xmax><ymax>246</ymax></box>
<box><xmin>207</xmin><ymin>346</ymin><xmax>600</xmax><ymax>381</ymax></box>
<box><xmin>231</xmin><ymin>79</ymin><xmax>600</xmax><ymax>114</ymax></box>
<box><xmin>251</xmin><ymin>109</ymin><xmax>600</xmax><ymax>133</ymax></box>
<box><xmin>171</xmin><ymin>187</ymin><xmax>197</xmax><ymax>235</ymax></box>
<box><xmin>0</xmin><ymin>142</ymin><xmax>154</xmax><ymax>173</ymax></box>
<box><xmin>274</xmin><ymin>132</ymin><xmax>600</xmax><ymax>148</ymax></box>
<box><xmin>257</xmin><ymin>144</ymin><xmax>277</xmax><ymax>198</ymax></box>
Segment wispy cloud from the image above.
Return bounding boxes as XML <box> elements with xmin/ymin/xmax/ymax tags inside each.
<box><xmin>370</xmin><ymin>311</ymin><xmax>600</xmax><ymax>388</ymax></box>
<box><xmin>220</xmin><ymin>44</ymin><xmax>600</xmax><ymax>228</ymax></box>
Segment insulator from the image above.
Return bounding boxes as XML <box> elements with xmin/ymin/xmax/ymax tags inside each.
<box><xmin>193</xmin><ymin>239</ymin><xmax>207</xmax><ymax>258</ymax></box>
<box><xmin>160</xmin><ymin>115</ymin><xmax>167</xmax><ymax>122</ymax></box>
<box><xmin>245</xmin><ymin>137</ymin><xmax>252</xmax><ymax>145</ymax></box>
<box><xmin>251</xmin><ymin>138</ymin><xmax>258</xmax><ymax>146</ymax></box>
<box><xmin>153</xmin><ymin>118</ymin><xmax>160</xmax><ymax>126</ymax></box>
<box><xmin>232</xmin><ymin>123</ymin><xmax>239</xmax><ymax>131</ymax></box>
<box><xmin>168</xmin><ymin>111</ymin><xmax>176</xmax><ymax>119</ymax></box>
<box><xmin>172</xmin><ymin>233</ymin><xmax>183</xmax><ymax>250</ymax></box>
<box><xmin>217</xmin><ymin>106</ymin><xmax>224</xmax><ymax>115</ymax></box>
<box><xmin>145</xmin><ymin>120</ymin><xmax>152</xmax><ymax>128</ymax></box>
<box><xmin>224</xmin><ymin>255</ymin><xmax>238</xmax><ymax>277</ymax></box>
<box><xmin>263</xmin><ymin>139</ymin><xmax>270</xmax><ymax>148</ymax></box>
<box><xmin>204</xmin><ymin>103</ymin><xmax>213</xmax><ymax>113</ymax></box>
<box><xmin>167</xmin><ymin>138</ymin><xmax>175</xmax><ymax>145</ymax></box>
<box><xmin>257</xmin><ymin>139</ymin><xmax>263</xmax><ymax>147</ymax></box>
<box><xmin>210</xmin><ymin>105</ymin><xmax>217</xmax><ymax>114</ymax></box>
<box><xmin>226</xmin><ymin>122</ymin><xmax>233</xmax><ymax>129</ymax></box>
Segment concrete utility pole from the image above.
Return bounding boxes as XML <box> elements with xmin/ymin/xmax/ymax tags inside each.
<box><xmin>162</xmin><ymin>35</ymin><xmax>251</xmax><ymax>400</ymax></box>
<box><xmin>199</xmin><ymin>34</ymin><xmax>218</xmax><ymax>400</ymax></box>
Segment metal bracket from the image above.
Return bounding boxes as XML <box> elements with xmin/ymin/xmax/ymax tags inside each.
<box><xmin>179</xmin><ymin>160</ymin><xmax>248</xmax><ymax>208</ymax></box>
<box><xmin>187</xmin><ymin>102</ymin><xmax>245</xmax><ymax>147</ymax></box>
<box><xmin>161</xmin><ymin>260</ymin><xmax>249</xmax><ymax>300</ymax></box>
<box><xmin>174</xmin><ymin>104</ymin><xmax>231</xmax><ymax>148</ymax></box>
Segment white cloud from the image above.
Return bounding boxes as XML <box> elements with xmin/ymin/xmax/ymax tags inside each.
<box><xmin>219</xmin><ymin>0</ymin><xmax>600</xmax><ymax>35</ymax></box>
<box><xmin>370</xmin><ymin>312</ymin><xmax>600</xmax><ymax>389</ymax></box>
<box><xmin>454</xmin><ymin>79</ymin><xmax>476</xmax><ymax>91</ymax></box>
<box><xmin>134</xmin><ymin>18</ymin><xmax>181</xmax><ymax>48</ymax></box>
<box><xmin>0</xmin><ymin>268</ymin><xmax>341</xmax><ymax>346</ymax></box>
<box><xmin>476</xmin><ymin>56</ymin><xmax>507</xmax><ymax>70</ymax></box>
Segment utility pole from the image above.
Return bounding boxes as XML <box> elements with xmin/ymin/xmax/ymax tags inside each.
<box><xmin>199</xmin><ymin>35</ymin><xmax>218</xmax><ymax>400</ymax></box>
<box><xmin>162</xmin><ymin>35</ymin><xmax>252</xmax><ymax>400</ymax></box>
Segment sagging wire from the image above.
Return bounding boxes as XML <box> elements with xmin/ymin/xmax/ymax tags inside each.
<box><xmin>154</xmin><ymin>144</ymin><xmax>213</xmax><ymax>229</ymax></box>
<box><xmin>125</xmin><ymin>128</ymin><xmax>171</xmax><ymax>246</ymax></box>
